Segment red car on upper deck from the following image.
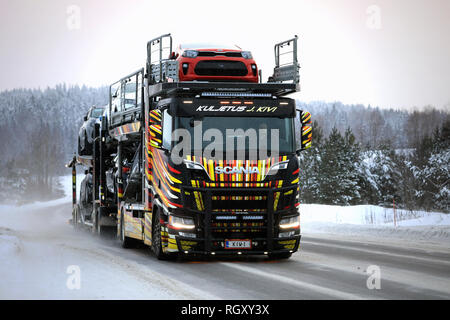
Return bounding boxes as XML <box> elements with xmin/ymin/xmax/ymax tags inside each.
<box><xmin>173</xmin><ymin>43</ymin><xmax>259</xmax><ymax>83</ymax></box>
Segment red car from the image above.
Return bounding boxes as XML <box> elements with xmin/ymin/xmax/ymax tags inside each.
<box><xmin>173</xmin><ymin>43</ymin><xmax>259</xmax><ymax>83</ymax></box>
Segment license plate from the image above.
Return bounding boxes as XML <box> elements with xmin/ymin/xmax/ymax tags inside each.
<box><xmin>225</xmin><ymin>239</ymin><xmax>252</xmax><ymax>249</ymax></box>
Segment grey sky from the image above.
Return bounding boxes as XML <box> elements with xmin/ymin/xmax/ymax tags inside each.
<box><xmin>0</xmin><ymin>0</ymin><xmax>449</xmax><ymax>110</ymax></box>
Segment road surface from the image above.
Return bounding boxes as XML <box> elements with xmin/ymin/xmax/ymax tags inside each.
<box><xmin>1</xmin><ymin>202</ymin><xmax>449</xmax><ymax>299</ymax></box>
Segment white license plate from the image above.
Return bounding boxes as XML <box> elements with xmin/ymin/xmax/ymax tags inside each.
<box><xmin>225</xmin><ymin>239</ymin><xmax>252</xmax><ymax>249</ymax></box>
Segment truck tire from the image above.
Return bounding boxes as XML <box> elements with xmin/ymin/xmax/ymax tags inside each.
<box><xmin>268</xmin><ymin>252</ymin><xmax>292</xmax><ymax>260</ymax></box>
<box><xmin>119</xmin><ymin>210</ymin><xmax>135</xmax><ymax>248</ymax></box>
<box><xmin>151</xmin><ymin>207</ymin><xmax>172</xmax><ymax>260</ymax></box>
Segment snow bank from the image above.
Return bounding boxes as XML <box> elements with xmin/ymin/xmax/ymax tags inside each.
<box><xmin>0</xmin><ymin>175</ymin><xmax>82</xmax><ymax>213</ymax></box>
<box><xmin>300</xmin><ymin>204</ymin><xmax>450</xmax><ymax>226</ymax></box>
<box><xmin>300</xmin><ymin>204</ymin><xmax>450</xmax><ymax>243</ymax></box>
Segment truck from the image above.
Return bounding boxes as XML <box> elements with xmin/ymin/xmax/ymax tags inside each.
<box><xmin>67</xmin><ymin>34</ymin><xmax>312</xmax><ymax>260</ymax></box>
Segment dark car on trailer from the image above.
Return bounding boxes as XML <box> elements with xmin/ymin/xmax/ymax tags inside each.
<box><xmin>78</xmin><ymin>105</ymin><xmax>106</xmax><ymax>156</ymax></box>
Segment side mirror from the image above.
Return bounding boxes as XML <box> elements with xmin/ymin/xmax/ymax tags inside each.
<box><xmin>149</xmin><ymin>109</ymin><xmax>163</xmax><ymax>149</ymax></box>
<box><xmin>296</xmin><ymin>110</ymin><xmax>312</xmax><ymax>152</ymax></box>
<box><xmin>301</xmin><ymin>111</ymin><xmax>312</xmax><ymax>150</ymax></box>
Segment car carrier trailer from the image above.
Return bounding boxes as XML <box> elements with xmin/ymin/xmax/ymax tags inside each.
<box><xmin>67</xmin><ymin>34</ymin><xmax>312</xmax><ymax>260</ymax></box>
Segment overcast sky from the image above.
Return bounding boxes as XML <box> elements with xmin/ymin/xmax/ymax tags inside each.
<box><xmin>0</xmin><ymin>0</ymin><xmax>449</xmax><ymax>110</ymax></box>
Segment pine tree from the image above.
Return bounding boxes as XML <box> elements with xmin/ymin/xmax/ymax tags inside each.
<box><xmin>414</xmin><ymin>119</ymin><xmax>450</xmax><ymax>212</ymax></box>
<box><xmin>373</xmin><ymin>142</ymin><xmax>402</xmax><ymax>207</ymax></box>
<box><xmin>342</xmin><ymin>127</ymin><xmax>362</xmax><ymax>204</ymax></box>
<box><xmin>317</xmin><ymin>127</ymin><xmax>361</xmax><ymax>205</ymax></box>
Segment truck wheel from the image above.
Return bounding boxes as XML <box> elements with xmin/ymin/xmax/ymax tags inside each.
<box><xmin>151</xmin><ymin>208</ymin><xmax>171</xmax><ymax>260</ymax></box>
<box><xmin>119</xmin><ymin>210</ymin><xmax>135</xmax><ymax>248</ymax></box>
<box><xmin>268</xmin><ymin>252</ymin><xmax>292</xmax><ymax>260</ymax></box>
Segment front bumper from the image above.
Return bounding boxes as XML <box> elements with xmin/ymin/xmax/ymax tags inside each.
<box><xmin>172</xmin><ymin>234</ymin><xmax>301</xmax><ymax>256</ymax></box>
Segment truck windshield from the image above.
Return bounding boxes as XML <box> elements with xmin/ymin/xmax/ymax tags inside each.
<box><xmin>175</xmin><ymin>116</ymin><xmax>295</xmax><ymax>154</ymax></box>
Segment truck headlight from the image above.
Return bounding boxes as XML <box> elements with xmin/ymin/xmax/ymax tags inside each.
<box><xmin>183</xmin><ymin>159</ymin><xmax>204</xmax><ymax>170</ymax></box>
<box><xmin>266</xmin><ymin>160</ymin><xmax>289</xmax><ymax>177</ymax></box>
<box><xmin>169</xmin><ymin>215</ymin><xmax>195</xmax><ymax>230</ymax></box>
<box><xmin>279</xmin><ymin>216</ymin><xmax>300</xmax><ymax>229</ymax></box>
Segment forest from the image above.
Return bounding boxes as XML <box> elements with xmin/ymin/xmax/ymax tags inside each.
<box><xmin>297</xmin><ymin>101</ymin><xmax>449</xmax><ymax>212</ymax></box>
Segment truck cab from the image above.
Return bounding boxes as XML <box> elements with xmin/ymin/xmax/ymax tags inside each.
<box><xmin>145</xmin><ymin>93</ymin><xmax>310</xmax><ymax>258</ymax></box>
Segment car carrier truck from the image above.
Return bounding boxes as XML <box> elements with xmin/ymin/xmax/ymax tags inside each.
<box><xmin>67</xmin><ymin>34</ymin><xmax>312</xmax><ymax>260</ymax></box>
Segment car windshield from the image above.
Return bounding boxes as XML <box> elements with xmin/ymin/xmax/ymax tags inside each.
<box><xmin>175</xmin><ymin>116</ymin><xmax>295</xmax><ymax>154</ymax></box>
<box><xmin>91</xmin><ymin>108</ymin><xmax>104</xmax><ymax>118</ymax></box>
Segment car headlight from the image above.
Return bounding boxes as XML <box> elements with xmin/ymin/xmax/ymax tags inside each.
<box><xmin>241</xmin><ymin>51</ymin><xmax>253</xmax><ymax>59</ymax></box>
<box><xmin>182</xmin><ymin>50</ymin><xmax>198</xmax><ymax>58</ymax></box>
<box><xmin>169</xmin><ymin>215</ymin><xmax>195</xmax><ymax>230</ymax></box>
<box><xmin>279</xmin><ymin>216</ymin><xmax>300</xmax><ymax>229</ymax></box>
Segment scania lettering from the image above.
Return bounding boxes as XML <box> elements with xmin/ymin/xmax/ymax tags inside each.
<box><xmin>215</xmin><ymin>166</ymin><xmax>260</xmax><ymax>175</ymax></box>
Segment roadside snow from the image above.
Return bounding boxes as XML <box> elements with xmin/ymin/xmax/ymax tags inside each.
<box><xmin>300</xmin><ymin>204</ymin><xmax>450</xmax><ymax>244</ymax></box>
<box><xmin>300</xmin><ymin>204</ymin><xmax>450</xmax><ymax>226</ymax></box>
<box><xmin>0</xmin><ymin>175</ymin><xmax>81</xmax><ymax>215</ymax></box>
<box><xmin>0</xmin><ymin>176</ymin><xmax>218</xmax><ymax>299</ymax></box>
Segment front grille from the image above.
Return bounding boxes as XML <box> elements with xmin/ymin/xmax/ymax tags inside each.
<box><xmin>210</xmin><ymin>190</ymin><xmax>268</xmax><ymax>239</ymax></box>
<box><xmin>194</xmin><ymin>60</ymin><xmax>248</xmax><ymax>76</ymax></box>
<box><xmin>211</xmin><ymin>190</ymin><xmax>267</xmax><ymax>211</ymax></box>
<box><xmin>197</xmin><ymin>51</ymin><xmax>243</xmax><ymax>57</ymax></box>
<box><xmin>211</xmin><ymin>215</ymin><xmax>267</xmax><ymax>238</ymax></box>
<box><xmin>184</xmin><ymin>185</ymin><xmax>297</xmax><ymax>212</ymax></box>
<box><xmin>211</xmin><ymin>221</ymin><xmax>266</xmax><ymax>239</ymax></box>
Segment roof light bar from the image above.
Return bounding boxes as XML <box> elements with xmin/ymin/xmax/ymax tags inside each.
<box><xmin>201</xmin><ymin>92</ymin><xmax>272</xmax><ymax>98</ymax></box>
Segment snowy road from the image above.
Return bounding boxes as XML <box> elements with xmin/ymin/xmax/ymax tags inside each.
<box><xmin>1</xmin><ymin>202</ymin><xmax>449</xmax><ymax>300</ymax></box>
